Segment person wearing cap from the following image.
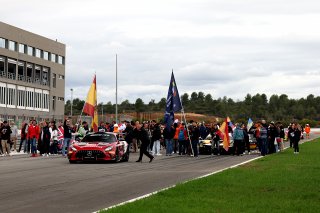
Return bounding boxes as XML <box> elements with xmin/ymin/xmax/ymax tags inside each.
<box><xmin>0</xmin><ymin>121</ymin><xmax>12</xmax><ymax>156</ymax></box>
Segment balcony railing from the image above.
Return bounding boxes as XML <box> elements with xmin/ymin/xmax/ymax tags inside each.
<box><xmin>34</xmin><ymin>78</ymin><xmax>40</xmax><ymax>84</ymax></box>
<box><xmin>42</xmin><ymin>80</ymin><xmax>49</xmax><ymax>86</ymax></box>
<box><xmin>0</xmin><ymin>71</ymin><xmax>6</xmax><ymax>78</ymax></box>
<box><xmin>7</xmin><ymin>72</ymin><xmax>16</xmax><ymax>80</ymax></box>
<box><xmin>26</xmin><ymin>76</ymin><xmax>33</xmax><ymax>83</ymax></box>
<box><xmin>18</xmin><ymin>74</ymin><xmax>25</xmax><ymax>81</ymax></box>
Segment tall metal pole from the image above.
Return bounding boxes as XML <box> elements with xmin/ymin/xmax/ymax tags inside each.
<box><xmin>70</xmin><ymin>88</ymin><xmax>73</xmax><ymax>117</ymax></box>
<box><xmin>101</xmin><ymin>102</ymin><xmax>104</xmax><ymax>122</ymax></box>
<box><xmin>115</xmin><ymin>54</ymin><xmax>118</xmax><ymax>124</ymax></box>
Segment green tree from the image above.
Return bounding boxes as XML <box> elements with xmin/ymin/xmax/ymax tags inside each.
<box><xmin>135</xmin><ymin>98</ymin><xmax>145</xmax><ymax>112</ymax></box>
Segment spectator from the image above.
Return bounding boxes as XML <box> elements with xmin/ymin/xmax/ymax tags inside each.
<box><xmin>0</xmin><ymin>121</ymin><xmax>12</xmax><ymax>156</ymax></box>
<box><xmin>123</xmin><ymin>121</ymin><xmax>134</xmax><ymax>157</ymax></box>
<box><xmin>305</xmin><ymin>124</ymin><xmax>311</xmax><ymax>139</ymax></box>
<box><xmin>163</xmin><ymin>123</ymin><xmax>175</xmax><ymax>156</ymax></box>
<box><xmin>293</xmin><ymin>123</ymin><xmax>302</xmax><ymax>154</ymax></box>
<box><xmin>260</xmin><ymin>120</ymin><xmax>268</xmax><ymax>156</ymax></box>
<box><xmin>62</xmin><ymin>119</ymin><xmax>74</xmax><ymax>157</ymax></box>
<box><xmin>178</xmin><ymin>123</ymin><xmax>188</xmax><ymax>155</ymax></box>
<box><xmin>10</xmin><ymin>121</ymin><xmax>18</xmax><ymax>152</ymax></box>
<box><xmin>50</xmin><ymin>122</ymin><xmax>59</xmax><ymax>155</ymax></box>
<box><xmin>28</xmin><ymin>120</ymin><xmax>39</xmax><ymax>157</ymax></box>
<box><xmin>18</xmin><ymin>122</ymin><xmax>28</xmax><ymax>153</ymax></box>
<box><xmin>151</xmin><ymin>122</ymin><xmax>162</xmax><ymax>156</ymax></box>
<box><xmin>288</xmin><ymin>123</ymin><xmax>294</xmax><ymax>148</ymax></box>
<box><xmin>173</xmin><ymin>122</ymin><xmax>180</xmax><ymax>154</ymax></box>
<box><xmin>135</xmin><ymin>123</ymin><xmax>154</xmax><ymax>163</ymax></box>
<box><xmin>190</xmin><ymin>122</ymin><xmax>200</xmax><ymax>157</ymax></box>
<box><xmin>233</xmin><ymin>123</ymin><xmax>244</xmax><ymax>156</ymax></box>
<box><xmin>242</xmin><ymin>124</ymin><xmax>250</xmax><ymax>155</ymax></box>
<box><xmin>41</xmin><ymin>121</ymin><xmax>51</xmax><ymax>157</ymax></box>
<box><xmin>211</xmin><ymin>124</ymin><xmax>221</xmax><ymax>156</ymax></box>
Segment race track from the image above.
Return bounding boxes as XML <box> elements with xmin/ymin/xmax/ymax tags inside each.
<box><xmin>0</xmin><ymin>133</ymin><xmax>318</xmax><ymax>213</ymax></box>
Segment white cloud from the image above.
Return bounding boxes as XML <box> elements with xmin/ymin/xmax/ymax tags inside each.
<box><xmin>1</xmin><ymin>0</ymin><xmax>320</xmax><ymax>104</ymax></box>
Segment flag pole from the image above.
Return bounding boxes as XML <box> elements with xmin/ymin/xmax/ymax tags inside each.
<box><xmin>115</xmin><ymin>54</ymin><xmax>118</xmax><ymax>124</ymax></box>
<box><xmin>172</xmin><ymin>69</ymin><xmax>194</xmax><ymax>156</ymax></box>
<box><xmin>181</xmin><ymin>105</ymin><xmax>194</xmax><ymax>156</ymax></box>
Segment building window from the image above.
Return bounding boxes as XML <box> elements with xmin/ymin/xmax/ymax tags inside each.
<box><xmin>35</xmin><ymin>66</ymin><xmax>41</xmax><ymax>84</ymax></box>
<box><xmin>52</xmin><ymin>96</ymin><xmax>56</xmax><ymax>110</ymax></box>
<box><xmin>19</xmin><ymin>44</ymin><xmax>26</xmax><ymax>54</ymax></box>
<box><xmin>58</xmin><ymin>74</ymin><xmax>64</xmax><ymax>80</ymax></box>
<box><xmin>58</xmin><ymin>97</ymin><xmax>64</xmax><ymax>101</ymax></box>
<box><xmin>34</xmin><ymin>91</ymin><xmax>42</xmax><ymax>109</ymax></box>
<box><xmin>26</xmin><ymin>64</ymin><xmax>33</xmax><ymax>83</ymax></box>
<box><xmin>42</xmin><ymin>68</ymin><xmax>49</xmax><ymax>86</ymax></box>
<box><xmin>18</xmin><ymin>61</ymin><xmax>25</xmax><ymax>81</ymax></box>
<box><xmin>7</xmin><ymin>59</ymin><xmax>16</xmax><ymax>80</ymax></box>
<box><xmin>25</xmin><ymin>89</ymin><xmax>34</xmax><ymax>109</ymax></box>
<box><xmin>6</xmin><ymin>86</ymin><xmax>16</xmax><ymax>107</ymax></box>
<box><xmin>9</xmin><ymin>40</ymin><xmax>16</xmax><ymax>51</ymax></box>
<box><xmin>0</xmin><ymin>38</ymin><xmax>5</xmax><ymax>48</ymax></box>
<box><xmin>51</xmin><ymin>53</ymin><xmax>56</xmax><ymax>62</ymax></box>
<box><xmin>43</xmin><ymin>92</ymin><xmax>49</xmax><ymax>111</ymax></box>
<box><xmin>43</xmin><ymin>51</ymin><xmax>49</xmax><ymax>60</ymax></box>
<box><xmin>27</xmin><ymin>46</ymin><xmax>33</xmax><ymax>56</ymax></box>
<box><xmin>0</xmin><ymin>84</ymin><xmax>6</xmax><ymax>105</ymax></box>
<box><xmin>35</xmin><ymin>48</ymin><xmax>41</xmax><ymax>58</ymax></box>
<box><xmin>52</xmin><ymin>73</ymin><xmax>56</xmax><ymax>88</ymax></box>
<box><xmin>17</xmin><ymin>89</ymin><xmax>26</xmax><ymax>108</ymax></box>
<box><xmin>0</xmin><ymin>57</ymin><xmax>5</xmax><ymax>77</ymax></box>
<box><xmin>58</xmin><ymin>55</ymin><xmax>63</xmax><ymax>64</ymax></box>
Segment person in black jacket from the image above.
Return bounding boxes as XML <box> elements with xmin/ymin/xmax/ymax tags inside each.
<box><xmin>151</xmin><ymin>122</ymin><xmax>162</xmax><ymax>155</ymax></box>
<box><xmin>190</xmin><ymin>122</ymin><xmax>200</xmax><ymax>157</ymax></box>
<box><xmin>62</xmin><ymin>119</ymin><xmax>74</xmax><ymax>157</ymax></box>
<box><xmin>293</xmin><ymin>123</ymin><xmax>302</xmax><ymax>154</ymax></box>
<box><xmin>163</xmin><ymin>124</ymin><xmax>175</xmax><ymax>156</ymax></box>
<box><xmin>135</xmin><ymin>123</ymin><xmax>154</xmax><ymax>163</ymax></box>
<box><xmin>0</xmin><ymin>121</ymin><xmax>12</xmax><ymax>156</ymax></box>
<box><xmin>123</xmin><ymin>121</ymin><xmax>134</xmax><ymax>156</ymax></box>
<box><xmin>41</xmin><ymin>121</ymin><xmax>51</xmax><ymax>157</ymax></box>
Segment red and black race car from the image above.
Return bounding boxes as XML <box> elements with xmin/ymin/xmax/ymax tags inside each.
<box><xmin>67</xmin><ymin>132</ymin><xmax>129</xmax><ymax>163</ymax></box>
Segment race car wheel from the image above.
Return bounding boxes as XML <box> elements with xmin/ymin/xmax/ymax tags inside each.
<box><xmin>114</xmin><ymin>149</ymin><xmax>120</xmax><ymax>163</ymax></box>
<box><xmin>69</xmin><ymin>160</ymin><xmax>76</xmax><ymax>164</ymax></box>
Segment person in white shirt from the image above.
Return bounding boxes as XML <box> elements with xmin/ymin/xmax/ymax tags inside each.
<box><xmin>50</xmin><ymin>122</ymin><xmax>59</xmax><ymax>155</ymax></box>
<box><xmin>10</xmin><ymin>122</ymin><xmax>18</xmax><ymax>152</ymax></box>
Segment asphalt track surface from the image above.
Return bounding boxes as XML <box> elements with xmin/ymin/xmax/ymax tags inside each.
<box><xmin>0</xmin><ymin>133</ymin><xmax>318</xmax><ymax>213</ymax></box>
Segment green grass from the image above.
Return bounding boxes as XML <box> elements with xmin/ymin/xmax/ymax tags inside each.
<box><xmin>102</xmin><ymin>139</ymin><xmax>320</xmax><ymax>213</ymax></box>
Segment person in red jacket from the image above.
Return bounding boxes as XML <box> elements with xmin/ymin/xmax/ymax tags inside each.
<box><xmin>28</xmin><ymin>120</ymin><xmax>40</xmax><ymax>157</ymax></box>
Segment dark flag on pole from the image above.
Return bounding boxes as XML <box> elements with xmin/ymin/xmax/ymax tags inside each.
<box><xmin>164</xmin><ymin>71</ymin><xmax>182</xmax><ymax>129</ymax></box>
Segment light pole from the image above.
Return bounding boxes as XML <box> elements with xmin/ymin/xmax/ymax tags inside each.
<box><xmin>70</xmin><ymin>88</ymin><xmax>73</xmax><ymax>117</ymax></box>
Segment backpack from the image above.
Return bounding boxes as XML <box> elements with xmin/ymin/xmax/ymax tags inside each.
<box><xmin>178</xmin><ymin>129</ymin><xmax>185</xmax><ymax>141</ymax></box>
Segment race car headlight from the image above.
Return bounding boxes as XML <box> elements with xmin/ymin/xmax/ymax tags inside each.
<box><xmin>70</xmin><ymin>145</ymin><xmax>77</xmax><ymax>152</ymax></box>
<box><xmin>105</xmin><ymin>146</ymin><xmax>113</xmax><ymax>152</ymax></box>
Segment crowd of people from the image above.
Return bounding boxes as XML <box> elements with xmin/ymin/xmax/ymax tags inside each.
<box><xmin>0</xmin><ymin>118</ymin><xmax>311</xmax><ymax>158</ymax></box>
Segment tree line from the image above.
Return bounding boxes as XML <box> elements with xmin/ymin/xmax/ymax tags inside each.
<box><xmin>64</xmin><ymin>92</ymin><xmax>320</xmax><ymax>126</ymax></box>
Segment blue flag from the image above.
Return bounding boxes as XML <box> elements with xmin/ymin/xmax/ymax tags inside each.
<box><xmin>164</xmin><ymin>71</ymin><xmax>182</xmax><ymax>129</ymax></box>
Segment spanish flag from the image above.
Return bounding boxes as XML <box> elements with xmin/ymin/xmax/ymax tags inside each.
<box><xmin>218</xmin><ymin>118</ymin><xmax>230</xmax><ymax>151</ymax></box>
<box><xmin>83</xmin><ymin>75</ymin><xmax>98</xmax><ymax>132</ymax></box>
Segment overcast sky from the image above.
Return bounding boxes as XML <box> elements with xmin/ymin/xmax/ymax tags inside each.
<box><xmin>1</xmin><ymin>0</ymin><xmax>320</xmax><ymax>104</ymax></box>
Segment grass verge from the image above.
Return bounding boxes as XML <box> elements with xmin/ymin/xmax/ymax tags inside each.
<box><xmin>101</xmin><ymin>139</ymin><xmax>320</xmax><ymax>213</ymax></box>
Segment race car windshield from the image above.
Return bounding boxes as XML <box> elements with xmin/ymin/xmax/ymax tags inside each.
<box><xmin>82</xmin><ymin>134</ymin><xmax>117</xmax><ymax>143</ymax></box>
